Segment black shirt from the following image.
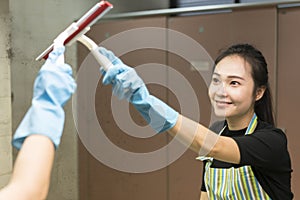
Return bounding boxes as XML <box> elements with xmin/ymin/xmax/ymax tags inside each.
<box><xmin>201</xmin><ymin>120</ymin><xmax>293</xmax><ymax>200</ymax></box>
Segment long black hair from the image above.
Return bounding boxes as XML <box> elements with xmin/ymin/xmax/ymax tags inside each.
<box><xmin>214</xmin><ymin>44</ymin><xmax>275</xmax><ymax>125</ymax></box>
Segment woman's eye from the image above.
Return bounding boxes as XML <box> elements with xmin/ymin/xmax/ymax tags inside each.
<box><xmin>230</xmin><ymin>81</ymin><xmax>240</xmax><ymax>86</ymax></box>
<box><xmin>212</xmin><ymin>77</ymin><xmax>220</xmax><ymax>84</ymax></box>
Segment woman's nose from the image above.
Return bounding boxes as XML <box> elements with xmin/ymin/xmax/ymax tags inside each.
<box><xmin>215</xmin><ymin>83</ymin><xmax>227</xmax><ymax>96</ymax></box>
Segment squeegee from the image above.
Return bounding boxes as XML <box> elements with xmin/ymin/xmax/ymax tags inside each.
<box><xmin>36</xmin><ymin>0</ymin><xmax>113</xmax><ymax>70</ymax></box>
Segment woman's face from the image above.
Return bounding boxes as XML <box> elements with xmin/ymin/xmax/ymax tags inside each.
<box><xmin>209</xmin><ymin>55</ymin><xmax>256</xmax><ymax>121</ymax></box>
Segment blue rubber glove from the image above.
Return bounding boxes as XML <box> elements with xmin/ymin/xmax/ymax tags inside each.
<box><xmin>99</xmin><ymin>47</ymin><xmax>178</xmax><ymax>133</ymax></box>
<box><xmin>12</xmin><ymin>46</ymin><xmax>77</xmax><ymax>150</ymax></box>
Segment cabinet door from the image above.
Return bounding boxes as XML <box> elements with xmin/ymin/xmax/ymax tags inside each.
<box><xmin>168</xmin><ymin>7</ymin><xmax>277</xmax><ymax>200</ymax></box>
<box><xmin>77</xmin><ymin>17</ymin><xmax>169</xmax><ymax>200</ymax></box>
<box><xmin>277</xmin><ymin>7</ymin><xmax>300</xmax><ymax>199</ymax></box>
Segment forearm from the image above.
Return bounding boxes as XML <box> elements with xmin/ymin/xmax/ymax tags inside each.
<box><xmin>0</xmin><ymin>135</ymin><xmax>55</xmax><ymax>200</ymax></box>
<box><xmin>167</xmin><ymin>114</ymin><xmax>240</xmax><ymax>164</ymax></box>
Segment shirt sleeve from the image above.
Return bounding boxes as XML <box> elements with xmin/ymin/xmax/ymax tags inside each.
<box><xmin>232</xmin><ymin>127</ymin><xmax>289</xmax><ymax>169</ymax></box>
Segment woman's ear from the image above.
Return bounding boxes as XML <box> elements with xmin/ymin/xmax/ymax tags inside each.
<box><xmin>255</xmin><ymin>86</ymin><xmax>266</xmax><ymax>101</ymax></box>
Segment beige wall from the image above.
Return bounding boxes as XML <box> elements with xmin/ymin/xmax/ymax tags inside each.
<box><xmin>0</xmin><ymin>0</ymin><xmax>12</xmax><ymax>189</ymax></box>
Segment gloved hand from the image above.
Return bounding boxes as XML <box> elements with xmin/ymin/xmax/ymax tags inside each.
<box><xmin>12</xmin><ymin>46</ymin><xmax>77</xmax><ymax>150</ymax></box>
<box><xmin>99</xmin><ymin>47</ymin><xmax>178</xmax><ymax>133</ymax></box>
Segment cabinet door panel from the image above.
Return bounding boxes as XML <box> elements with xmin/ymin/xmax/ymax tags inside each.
<box><xmin>77</xmin><ymin>17</ymin><xmax>168</xmax><ymax>200</ymax></box>
<box><xmin>277</xmin><ymin>7</ymin><xmax>300</xmax><ymax>199</ymax></box>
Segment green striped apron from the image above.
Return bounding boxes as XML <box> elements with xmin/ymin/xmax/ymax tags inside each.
<box><xmin>201</xmin><ymin>114</ymin><xmax>272</xmax><ymax>199</ymax></box>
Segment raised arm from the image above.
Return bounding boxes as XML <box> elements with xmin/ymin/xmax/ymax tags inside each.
<box><xmin>0</xmin><ymin>45</ymin><xmax>76</xmax><ymax>199</ymax></box>
<box><xmin>99</xmin><ymin>47</ymin><xmax>240</xmax><ymax>164</ymax></box>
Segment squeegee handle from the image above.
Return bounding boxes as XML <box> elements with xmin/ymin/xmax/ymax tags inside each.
<box><xmin>91</xmin><ymin>48</ymin><xmax>111</xmax><ymax>71</ymax></box>
<box><xmin>77</xmin><ymin>35</ymin><xmax>111</xmax><ymax>71</ymax></box>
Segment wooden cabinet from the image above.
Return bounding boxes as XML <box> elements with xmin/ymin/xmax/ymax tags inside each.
<box><xmin>277</xmin><ymin>7</ymin><xmax>300</xmax><ymax>199</ymax></box>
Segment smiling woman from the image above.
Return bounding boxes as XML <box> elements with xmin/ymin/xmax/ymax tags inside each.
<box><xmin>209</xmin><ymin>55</ymin><xmax>263</xmax><ymax>130</ymax></box>
<box><xmin>167</xmin><ymin>44</ymin><xmax>293</xmax><ymax>200</ymax></box>
<box><xmin>196</xmin><ymin>44</ymin><xmax>291</xmax><ymax>199</ymax></box>
<box><xmin>96</xmin><ymin>44</ymin><xmax>293</xmax><ymax>200</ymax></box>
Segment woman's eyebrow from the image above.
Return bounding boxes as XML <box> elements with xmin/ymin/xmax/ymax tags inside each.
<box><xmin>227</xmin><ymin>75</ymin><xmax>245</xmax><ymax>81</ymax></box>
<box><xmin>213</xmin><ymin>72</ymin><xmax>245</xmax><ymax>80</ymax></box>
<box><xmin>212</xmin><ymin>72</ymin><xmax>221</xmax><ymax>76</ymax></box>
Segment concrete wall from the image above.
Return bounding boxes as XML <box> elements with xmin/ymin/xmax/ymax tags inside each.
<box><xmin>0</xmin><ymin>0</ymin><xmax>12</xmax><ymax>189</ymax></box>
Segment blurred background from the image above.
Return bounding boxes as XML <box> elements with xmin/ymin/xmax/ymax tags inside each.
<box><xmin>1</xmin><ymin>0</ymin><xmax>299</xmax><ymax>199</ymax></box>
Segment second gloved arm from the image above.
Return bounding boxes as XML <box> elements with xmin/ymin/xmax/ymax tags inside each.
<box><xmin>12</xmin><ymin>46</ymin><xmax>77</xmax><ymax>150</ymax></box>
<box><xmin>98</xmin><ymin>47</ymin><xmax>234</xmax><ymax>162</ymax></box>
<box><xmin>99</xmin><ymin>47</ymin><xmax>178</xmax><ymax>133</ymax></box>
<box><xmin>98</xmin><ymin>48</ymin><xmax>243</xmax><ymax>164</ymax></box>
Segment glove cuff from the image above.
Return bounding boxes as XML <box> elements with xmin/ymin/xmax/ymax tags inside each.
<box><xmin>148</xmin><ymin>96</ymin><xmax>179</xmax><ymax>133</ymax></box>
<box><xmin>12</xmin><ymin>102</ymin><xmax>65</xmax><ymax>150</ymax></box>
<box><xmin>133</xmin><ymin>92</ymin><xmax>179</xmax><ymax>133</ymax></box>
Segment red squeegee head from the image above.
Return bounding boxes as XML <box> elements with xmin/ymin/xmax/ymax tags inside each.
<box><xmin>36</xmin><ymin>1</ymin><xmax>113</xmax><ymax>60</ymax></box>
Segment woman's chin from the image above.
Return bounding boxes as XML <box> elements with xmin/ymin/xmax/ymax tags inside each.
<box><xmin>213</xmin><ymin>108</ymin><xmax>230</xmax><ymax>118</ymax></box>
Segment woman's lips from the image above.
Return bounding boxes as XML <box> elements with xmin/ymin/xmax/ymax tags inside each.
<box><xmin>215</xmin><ymin>100</ymin><xmax>232</xmax><ymax>107</ymax></box>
